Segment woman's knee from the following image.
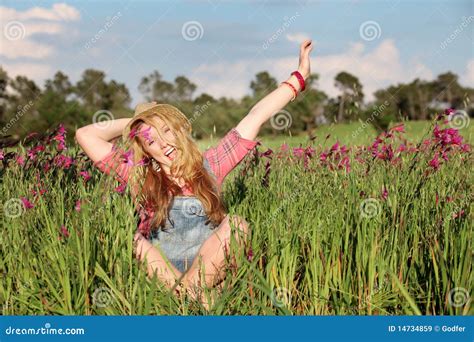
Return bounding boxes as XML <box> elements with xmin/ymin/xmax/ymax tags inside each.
<box><xmin>220</xmin><ymin>214</ymin><xmax>250</xmax><ymax>243</ymax></box>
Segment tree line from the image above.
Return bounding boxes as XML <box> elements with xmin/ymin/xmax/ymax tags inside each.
<box><xmin>0</xmin><ymin>66</ymin><xmax>472</xmax><ymax>144</ymax></box>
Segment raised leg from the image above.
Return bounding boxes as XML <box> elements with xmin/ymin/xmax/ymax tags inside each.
<box><xmin>182</xmin><ymin>214</ymin><xmax>250</xmax><ymax>306</ymax></box>
<box><xmin>133</xmin><ymin>232</ymin><xmax>184</xmax><ymax>293</ymax></box>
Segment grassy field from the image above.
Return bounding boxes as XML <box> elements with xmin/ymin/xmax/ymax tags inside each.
<box><xmin>0</xmin><ymin>119</ymin><xmax>472</xmax><ymax>315</ymax></box>
<box><xmin>200</xmin><ymin>120</ymin><xmax>474</xmax><ymax>150</ymax></box>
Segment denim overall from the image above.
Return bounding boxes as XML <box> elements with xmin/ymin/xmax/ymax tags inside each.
<box><xmin>148</xmin><ymin>158</ymin><xmax>219</xmax><ymax>273</ymax></box>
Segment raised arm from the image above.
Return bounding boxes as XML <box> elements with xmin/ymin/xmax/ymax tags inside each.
<box><xmin>235</xmin><ymin>39</ymin><xmax>313</xmax><ymax>141</ymax></box>
<box><xmin>75</xmin><ymin>118</ymin><xmax>131</xmax><ymax>164</ymax></box>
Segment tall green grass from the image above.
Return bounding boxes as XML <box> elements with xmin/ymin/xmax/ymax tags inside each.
<box><xmin>0</xmin><ymin>120</ymin><xmax>472</xmax><ymax>315</ymax></box>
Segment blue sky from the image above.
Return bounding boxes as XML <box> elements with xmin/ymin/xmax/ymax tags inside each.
<box><xmin>1</xmin><ymin>0</ymin><xmax>473</xmax><ymax>107</ymax></box>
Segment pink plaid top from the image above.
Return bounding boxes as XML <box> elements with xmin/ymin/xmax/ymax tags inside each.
<box><xmin>93</xmin><ymin>127</ymin><xmax>259</xmax><ymax>195</ymax></box>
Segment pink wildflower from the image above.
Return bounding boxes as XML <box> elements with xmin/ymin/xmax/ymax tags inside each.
<box><xmin>429</xmin><ymin>153</ymin><xmax>440</xmax><ymax>170</ymax></box>
<box><xmin>75</xmin><ymin>200</ymin><xmax>81</xmax><ymax>212</ymax></box>
<box><xmin>21</xmin><ymin>197</ymin><xmax>34</xmax><ymax>209</ymax></box>
<box><xmin>60</xmin><ymin>225</ymin><xmax>70</xmax><ymax>238</ymax></box>
<box><xmin>79</xmin><ymin>170</ymin><xmax>91</xmax><ymax>182</ymax></box>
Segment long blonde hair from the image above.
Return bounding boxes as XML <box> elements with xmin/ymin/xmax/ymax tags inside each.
<box><xmin>121</xmin><ymin>104</ymin><xmax>226</xmax><ymax>237</ymax></box>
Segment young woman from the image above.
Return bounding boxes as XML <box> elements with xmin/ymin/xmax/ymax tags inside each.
<box><xmin>75</xmin><ymin>39</ymin><xmax>313</xmax><ymax>307</ymax></box>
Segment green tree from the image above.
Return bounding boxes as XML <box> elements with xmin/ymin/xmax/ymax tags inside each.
<box><xmin>3</xmin><ymin>75</ymin><xmax>41</xmax><ymax>138</ymax></box>
<box><xmin>32</xmin><ymin>71</ymin><xmax>75</xmax><ymax>132</ymax></box>
<box><xmin>334</xmin><ymin>71</ymin><xmax>364</xmax><ymax>122</ymax></box>
<box><xmin>74</xmin><ymin>69</ymin><xmax>130</xmax><ymax>111</ymax></box>
<box><xmin>0</xmin><ymin>67</ymin><xmax>9</xmax><ymax>128</ymax></box>
<box><xmin>174</xmin><ymin>76</ymin><xmax>197</xmax><ymax>102</ymax></box>
<box><xmin>138</xmin><ymin>70</ymin><xmax>175</xmax><ymax>103</ymax></box>
<box><xmin>432</xmin><ymin>72</ymin><xmax>464</xmax><ymax>108</ymax></box>
<box><xmin>44</xmin><ymin>71</ymin><xmax>72</xmax><ymax>99</ymax></box>
<box><xmin>250</xmin><ymin>71</ymin><xmax>277</xmax><ymax>100</ymax></box>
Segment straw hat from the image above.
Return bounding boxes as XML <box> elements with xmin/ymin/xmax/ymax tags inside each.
<box><xmin>133</xmin><ymin>101</ymin><xmax>161</xmax><ymax>118</ymax></box>
<box><xmin>132</xmin><ymin>101</ymin><xmax>192</xmax><ymax>133</ymax></box>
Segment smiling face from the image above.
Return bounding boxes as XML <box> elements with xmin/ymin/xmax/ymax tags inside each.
<box><xmin>136</xmin><ymin>117</ymin><xmax>178</xmax><ymax>168</ymax></box>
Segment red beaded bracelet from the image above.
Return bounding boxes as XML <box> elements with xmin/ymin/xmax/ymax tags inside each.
<box><xmin>281</xmin><ymin>81</ymin><xmax>297</xmax><ymax>101</ymax></box>
<box><xmin>291</xmin><ymin>71</ymin><xmax>306</xmax><ymax>92</ymax></box>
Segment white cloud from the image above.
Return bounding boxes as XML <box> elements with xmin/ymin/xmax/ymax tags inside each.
<box><xmin>1</xmin><ymin>36</ymin><xmax>55</xmax><ymax>59</ymax></box>
<box><xmin>313</xmin><ymin>39</ymin><xmax>433</xmax><ymax>102</ymax></box>
<box><xmin>24</xmin><ymin>22</ymin><xmax>65</xmax><ymax>36</ymax></box>
<box><xmin>0</xmin><ymin>3</ymin><xmax>81</xmax><ymax>82</ymax></box>
<box><xmin>1</xmin><ymin>62</ymin><xmax>53</xmax><ymax>84</ymax></box>
<box><xmin>189</xmin><ymin>39</ymin><xmax>434</xmax><ymax>103</ymax></box>
<box><xmin>190</xmin><ymin>60</ymin><xmax>250</xmax><ymax>99</ymax></box>
<box><xmin>286</xmin><ymin>32</ymin><xmax>311</xmax><ymax>44</ymax></box>
<box><xmin>0</xmin><ymin>3</ymin><xmax>80</xmax><ymax>22</ymax></box>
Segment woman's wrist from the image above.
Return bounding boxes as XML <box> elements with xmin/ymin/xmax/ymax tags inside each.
<box><xmin>291</xmin><ymin>71</ymin><xmax>306</xmax><ymax>92</ymax></box>
<box><xmin>279</xmin><ymin>70</ymin><xmax>307</xmax><ymax>101</ymax></box>
<box><xmin>287</xmin><ymin>75</ymin><xmax>302</xmax><ymax>92</ymax></box>
<box><xmin>280</xmin><ymin>76</ymin><xmax>300</xmax><ymax>101</ymax></box>
<box><xmin>297</xmin><ymin>68</ymin><xmax>309</xmax><ymax>81</ymax></box>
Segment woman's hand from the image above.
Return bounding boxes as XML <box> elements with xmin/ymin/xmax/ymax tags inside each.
<box><xmin>297</xmin><ymin>39</ymin><xmax>313</xmax><ymax>80</ymax></box>
<box><xmin>133</xmin><ymin>231</ymin><xmax>144</xmax><ymax>259</ymax></box>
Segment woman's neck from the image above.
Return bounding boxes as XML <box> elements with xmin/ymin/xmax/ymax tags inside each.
<box><xmin>162</xmin><ymin>165</ymin><xmax>186</xmax><ymax>188</ymax></box>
